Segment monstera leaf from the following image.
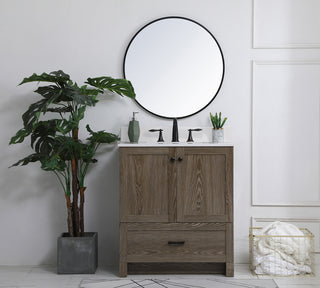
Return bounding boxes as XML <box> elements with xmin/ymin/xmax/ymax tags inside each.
<box><xmin>19</xmin><ymin>70</ymin><xmax>70</xmax><ymax>86</ymax></box>
<box><xmin>34</xmin><ymin>85</ymin><xmax>73</xmax><ymax>103</ymax></box>
<box><xmin>86</xmin><ymin>124</ymin><xmax>119</xmax><ymax>144</ymax></box>
<box><xmin>31</xmin><ymin>121</ymin><xmax>57</xmax><ymax>155</ymax></box>
<box><xmin>46</xmin><ymin>106</ymin><xmax>73</xmax><ymax>113</ymax></box>
<box><xmin>77</xmin><ymin>142</ymin><xmax>96</xmax><ymax>163</ymax></box>
<box><xmin>9</xmin><ymin>128</ymin><xmax>30</xmax><ymax>144</ymax></box>
<box><xmin>40</xmin><ymin>155</ymin><xmax>67</xmax><ymax>172</ymax></box>
<box><xmin>10</xmin><ymin>153</ymin><xmax>43</xmax><ymax>167</ymax></box>
<box><xmin>52</xmin><ymin>136</ymin><xmax>74</xmax><ymax>161</ymax></box>
<box><xmin>22</xmin><ymin>99</ymin><xmax>49</xmax><ymax>132</ymax></box>
<box><xmin>86</xmin><ymin>76</ymin><xmax>135</xmax><ymax>99</ymax></box>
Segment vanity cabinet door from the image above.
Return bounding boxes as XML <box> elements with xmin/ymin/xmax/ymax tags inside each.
<box><xmin>176</xmin><ymin>147</ymin><xmax>233</xmax><ymax>222</ymax></box>
<box><xmin>119</xmin><ymin>147</ymin><xmax>175</xmax><ymax>222</ymax></box>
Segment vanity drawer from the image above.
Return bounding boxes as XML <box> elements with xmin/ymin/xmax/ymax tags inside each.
<box><xmin>127</xmin><ymin>230</ymin><xmax>226</xmax><ymax>262</ymax></box>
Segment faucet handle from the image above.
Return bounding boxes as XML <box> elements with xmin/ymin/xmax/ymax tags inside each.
<box><xmin>149</xmin><ymin>129</ymin><xmax>164</xmax><ymax>142</ymax></box>
<box><xmin>187</xmin><ymin>128</ymin><xmax>202</xmax><ymax>142</ymax></box>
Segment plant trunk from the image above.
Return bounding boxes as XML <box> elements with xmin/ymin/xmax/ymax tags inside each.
<box><xmin>65</xmin><ymin>193</ymin><xmax>73</xmax><ymax>237</ymax></box>
<box><xmin>80</xmin><ymin>186</ymin><xmax>86</xmax><ymax>236</ymax></box>
<box><xmin>71</xmin><ymin>128</ymin><xmax>80</xmax><ymax>236</ymax></box>
<box><xmin>71</xmin><ymin>158</ymin><xmax>80</xmax><ymax>236</ymax></box>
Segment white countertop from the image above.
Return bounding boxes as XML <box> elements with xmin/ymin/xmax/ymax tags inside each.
<box><xmin>118</xmin><ymin>142</ymin><xmax>233</xmax><ymax>147</ymax></box>
<box><xmin>120</xmin><ymin>126</ymin><xmax>233</xmax><ymax>146</ymax></box>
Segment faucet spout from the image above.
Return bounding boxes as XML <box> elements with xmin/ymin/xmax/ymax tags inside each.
<box><xmin>172</xmin><ymin>118</ymin><xmax>179</xmax><ymax>142</ymax></box>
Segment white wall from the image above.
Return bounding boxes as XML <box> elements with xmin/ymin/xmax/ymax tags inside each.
<box><xmin>0</xmin><ymin>0</ymin><xmax>319</xmax><ymax>268</ymax></box>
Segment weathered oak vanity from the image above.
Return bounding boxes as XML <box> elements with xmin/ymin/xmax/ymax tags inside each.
<box><xmin>120</xmin><ymin>14</ymin><xmax>229</xmax><ymax>277</ymax></box>
<box><xmin>119</xmin><ymin>143</ymin><xmax>233</xmax><ymax>277</ymax></box>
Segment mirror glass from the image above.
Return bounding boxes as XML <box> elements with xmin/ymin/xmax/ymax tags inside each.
<box><xmin>123</xmin><ymin>17</ymin><xmax>225</xmax><ymax>119</ymax></box>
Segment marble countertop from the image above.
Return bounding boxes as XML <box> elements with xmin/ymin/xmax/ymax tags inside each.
<box><xmin>119</xmin><ymin>126</ymin><xmax>233</xmax><ymax>146</ymax></box>
<box><xmin>118</xmin><ymin>142</ymin><xmax>234</xmax><ymax>147</ymax></box>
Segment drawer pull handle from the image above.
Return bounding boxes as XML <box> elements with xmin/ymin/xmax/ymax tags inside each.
<box><xmin>170</xmin><ymin>157</ymin><xmax>175</xmax><ymax>162</ymax></box>
<box><xmin>168</xmin><ymin>241</ymin><xmax>185</xmax><ymax>246</ymax></box>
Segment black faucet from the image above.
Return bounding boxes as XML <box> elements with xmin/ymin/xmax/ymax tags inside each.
<box><xmin>187</xmin><ymin>128</ymin><xmax>202</xmax><ymax>142</ymax></box>
<box><xmin>149</xmin><ymin>129</ymin><xmax>164</xmax><ymax>142</ymax></box>
<box><xmin>172</xmin><ymin>118</ymin><xmax>179</xmax><ymax>142</ymax></box>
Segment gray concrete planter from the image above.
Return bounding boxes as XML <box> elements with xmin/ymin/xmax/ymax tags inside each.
<box><xmin>57</xmin><ymin>232</ymin><xmax>98</xmax><ymax>274</ymax></box>
<box><xmin>212</xmin><ymin>128</ymin><xmax>224</xmax><ymax>143</ymax></box>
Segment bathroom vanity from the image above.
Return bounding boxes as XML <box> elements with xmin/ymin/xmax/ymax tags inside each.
<box><xmin>119</xmin><ymin>143</ymin><xmax>233</xmax><ymax>277</ymax></box>
<box><xmin>120</xmin><ymin>15</ymin><xmax>230</xmax><ymax>276</ymax></box>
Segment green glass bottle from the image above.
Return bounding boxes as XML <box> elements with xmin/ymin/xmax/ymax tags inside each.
<box><xmin>128</xmin><ymin>112</ymin><xmax>140</xmax><ymax>143</ymax></box>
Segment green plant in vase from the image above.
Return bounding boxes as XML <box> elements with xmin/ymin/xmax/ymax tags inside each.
<box><xmin>210</xmin><ymin>112</ymin><xmax>227</xmax><ymax>129</ymax></box>
<box><xmin>210</xmin><ymin>112</ymin><xmax>227</xmax><ymax>143</ymax></box>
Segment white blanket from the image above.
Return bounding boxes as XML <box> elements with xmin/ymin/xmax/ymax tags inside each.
<box><xmin>253</xmin><ymin>221</ymin><xmax>312</xmax><ymax>275</ymax></box>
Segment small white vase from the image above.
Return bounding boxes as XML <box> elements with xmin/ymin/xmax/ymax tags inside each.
<box><xmin>212</xmin><ymin>128</ymin><xmax>224</xmax><ymax>143</ymax></box>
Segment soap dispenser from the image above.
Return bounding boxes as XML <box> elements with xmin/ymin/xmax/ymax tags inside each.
<box><xmin>128</xmin><ymin>112</ymin><xmax>140</xmax><ymax>143</ymax></box>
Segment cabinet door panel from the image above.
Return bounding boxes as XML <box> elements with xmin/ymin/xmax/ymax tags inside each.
<box><xmin>177</xmin><ymin>147</ymin><xmax>233</xmax><ymax>222</ymax></box>
<box><xmin>120</xmin><ymin>148</ymin><xmax>174</xmax><ymax>222</ymax></box>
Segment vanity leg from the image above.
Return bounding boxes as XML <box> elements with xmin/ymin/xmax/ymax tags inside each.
<box><xmin>119</xmin><ymin>223</ymin><xmax>127</xmax><ymax>277</ymax></box>
<box><xmin>226</xmin><ymin>223</ymin><xmax>234</xmax><ymax>276</ymax></box>
<box><xmin>119</xmin><ymin>262</ymin><xmax>127</xmax><ymax>277</ymax></box>
<box><xmin>226</xmin><ymin>263</ymin><xmax>234</xmax><ymax>277</ymax></box>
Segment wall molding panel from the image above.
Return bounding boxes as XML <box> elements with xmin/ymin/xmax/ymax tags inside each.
<box><xmin>253</xmin><ymin>0</ymin><xmax>320</xmax><ymax>48</ymax></box>
<box><xmin>251</xmin><ymin>61</ymin><xmax>320</xmax><ymax>206</ymax></box>
<box><xmin>251</xmin><ymin>217</ymin><xmax>320</xmax><ymax>253</ymax></box>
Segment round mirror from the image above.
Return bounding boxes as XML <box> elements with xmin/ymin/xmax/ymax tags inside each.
<box><xmin>123</xmin><ymin>16</ymin><xmax>225</xmax><ymax>119</ymax></box>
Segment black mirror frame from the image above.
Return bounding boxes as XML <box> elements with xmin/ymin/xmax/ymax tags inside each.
<box><xmin>123</xmin><ymin>16</ymin><xmax>225</xmax><ymax>119</ymax></box>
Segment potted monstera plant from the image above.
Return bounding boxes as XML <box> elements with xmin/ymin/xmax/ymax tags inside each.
<box><xmin>9</xmin><ymin>70</ymin><xmax>135</xmax><ymax>273</ymax></box>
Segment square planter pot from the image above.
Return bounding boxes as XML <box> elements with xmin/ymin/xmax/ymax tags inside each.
<box><xmin>212</xmin><ymin>128</ymin><xmax>224</xmax><ymax>143</ymax></box>
<box><xmin>57</xmin><ymin>232</ymin><xmax>98</xmax><ymax>274</ymax></box>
